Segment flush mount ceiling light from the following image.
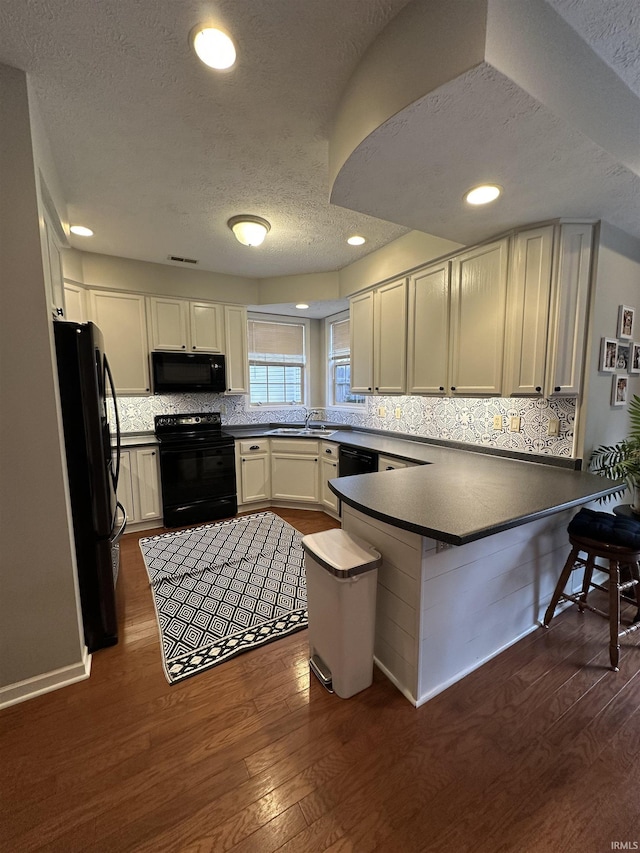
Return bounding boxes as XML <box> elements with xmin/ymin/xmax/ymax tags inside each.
<box><xmin>191</xmin><ymin>26</ymin><xmax>236</xmax><ymax>70</ymax></box>
<box><xmin>69</xmin><ymin>225</ymin><xmax>94</xmax><ymax>237</ymax></box>
<box><xmin>464</xmin><ymin>184</ymin><xmax>502</xmax><ymax>205</ymax></box>
<box><xmin>295</xmin><ymin>303</ymin><xmax>309</xmax><ymax>310</ymax></box>
<box><xmin>227</xmin><ymin>215</ymin><xmax>271</xmax><ymax>247</ymax></box>
<box><xmin>347</xmin><ymin>235</ymin><xmax>366</xmax><ymax>246</ymax></box>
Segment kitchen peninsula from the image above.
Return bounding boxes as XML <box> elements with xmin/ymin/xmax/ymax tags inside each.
<box><xmin>327</xmin><ymin>443</ymin><xmax>618</xmax><ymax>706</ymax></box>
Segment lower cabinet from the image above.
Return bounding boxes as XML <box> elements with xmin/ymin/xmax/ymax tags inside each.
<box><xmin>320</xmin><ymin>441</ymin><xmax>339</xmax><ymax>513</ymax></box>
<box><xmin>271</xmin><ymin>439</ymin><xmax>320</xmax><ymax>503</ymax></box>
<box><xmin>117</xmin><ymin>445</ymin><xmax>162</xmax><ymax>527</ymax></box>
<box><xmin>237</xmin><ymin>439</ymin><xmax>271</xmax><ymax>504</ymax></box>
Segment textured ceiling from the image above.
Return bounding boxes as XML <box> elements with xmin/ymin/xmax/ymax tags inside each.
<box><xmin>0</xmin><ymin>0</ymin><xmax>638</xmax><ymax>281</ymax></box>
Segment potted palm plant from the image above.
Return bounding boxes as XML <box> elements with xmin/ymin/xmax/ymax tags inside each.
<box><xmin>590</xmin><ymin>393</ymin><xmax>640</xmax><ymax>513</ymax></box>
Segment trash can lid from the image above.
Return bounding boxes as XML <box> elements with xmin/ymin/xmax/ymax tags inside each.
<box><xmin>301</xmin><ymin>529</ymin><xmax>382</xmax><ymax>577</ymax></box>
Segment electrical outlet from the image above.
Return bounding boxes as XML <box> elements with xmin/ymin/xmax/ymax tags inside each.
<box><xmin>548</xmin><ymin>418</ymin><xmax>560</xmax><ymax>437</ymax></box>
<box><xmin>219</xmin><ymin>403</ymin><xmax>226</xmax><ymax>415</ymax></box>
<box><xmin>378</xmin><ymin>406</ymin><xmax>387</xmax><ymax>417</ymax></box>
<box><xmin>493</xmin><ymin>414</ymin><xmax>503</xmax><ymax>431</ymax></box>
<box><xmin>395</xmin><ymin>407</ymin><xmax>402</xmax><ymax>419</ymax></box>
<box><xmin>509</xmin><ymin>416</ymin><xmax>521</xmax><ymax>432</ymax></box>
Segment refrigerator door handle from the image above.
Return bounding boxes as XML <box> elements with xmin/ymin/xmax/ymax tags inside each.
<box><xmin>111</xmin><ymin>501</ymin><xmax>128</xmax><ymax>544</ymax></box>
<box><xmin>103</xmin><ymin>354</ymin><xmax>121</xmax><ymax>492</ymax></box>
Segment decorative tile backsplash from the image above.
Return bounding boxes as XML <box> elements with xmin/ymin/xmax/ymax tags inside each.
<box><xmin>115</xmin><ymin>393</ymin><xmax>575</xmax><ymax>457</ymax></box>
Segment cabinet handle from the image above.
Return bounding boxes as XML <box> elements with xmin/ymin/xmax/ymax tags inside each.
<box><xmin>249</xmin><ymin>445</ymin><xmax>259</xmax><ymax>450</ymax></box>
<box><xmin>333</xmin><ymin>463</ymin><xmax>337</xmax><ymax>468</ymax></box>
<box><xmin>325</xmin><ymin>448</ymin><xmax>332</xmax><ymax>454</ymax></box>
<box><xmin>386</xmin><ymin>466</ymin><xmax>394</xmax><ymax>470</ymax></box>
<box><xmin>451</xmin><ymin>386</ymin><xmax>456</xmax><ymax>391</ymax></box>
<box><xmin>554</xmin><ymin>386</ymin><xmax>561</xmax><ymax>392</ymax></box>
<box><xmin>535</xmin><ymin>386</ymin><xmax>542</xmax><ymax>393</ymax></box>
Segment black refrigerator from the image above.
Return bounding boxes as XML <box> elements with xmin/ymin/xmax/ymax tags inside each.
<box><xmin>54</xmin><ymin>321</ymin><xmax>127</xmax><ymax>652</ymax></box>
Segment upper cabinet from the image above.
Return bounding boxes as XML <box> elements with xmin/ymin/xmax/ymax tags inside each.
<box><xmin>148</xmin><ymin>296</ymin><xmax>223</xmax><ymax>352</ymax></box>
<box><xmin>449</xmin><ymin>238</ymin><xmax>509</xmax><ymax>396</ymax></box>
<box><xmin>89</xmin><ymin>290</ymin><xmax>151</xmax><ymax>395</ymax></box>
<box><xmin>63</xmin><ymin>282</ymin><xmax>87</xmax><ymax>323</ymax></box>
<box><xmin>407</xmin><ymin>261</ymin><xmax>450</xmax><ymax>395</ymax></box>
<box><xmin>223</xmin><ymin>305</ymin><xmax>249</xmax><ymax>394</ymax></box>
<box><xmin>350</xmin><ymin>277</ymin><xmax>407</xmax><ymax>395</ymax></box>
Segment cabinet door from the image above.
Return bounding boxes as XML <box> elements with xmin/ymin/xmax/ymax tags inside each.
<box><xmin>42</xmin><ymin>211</ymin><xmax>65</xmax><ymax>319</ymax></box>
<box><xmin>407</xmin><ymin>262</ymin><xmax>450</xmax><ymax>395</ymax></box>
<box><xmin>378</xmin><ymin>455</ymin><xmax>408</xmax><ymax>471</ymax></box>
<box><xmin>374</xmin><ymin>277</ymin><xmax>407</xmax><ymax>394</ymax></box>
<box><xmin>239</xmin><ymin>454</ymin><xmax>271</xmax><ymax>503</ymax></box>
<box><xmin>503</xmin><ymin>226</ymin><xmax>554</xmax><ymax>396</ymax></box>
<box><xmin>148</xmin><ymin>297</ymin><xmax>188</xmax><ymax>351</ymax></box>
<box><xmin>545</xmin><ymin>223</ymin><xmax>593</xmax><ymax>397</ymax></box>
<box><xmin>449</xmin><ymin>238</ymin><xmax>509</xmax><ymax>396</ymax></box>
<box><xmin>64</xmin><ymin>283</ymin><xmax>87</xmax><ymax>323</ymax></box>
<box><xmin>116</xmin><ymin>449</ymin><xmax>136</xmax><ymax>523</ymax></box>
<box><xmin>190</xmin><ymin>302</ymin><xmax>223</xmax><ymax>352</ymax></box>
<box><xmin>349</xmin><ymin>291</ymin><xmax>375</xmax><ymax>394</ymax></box>
<box><xmin>271</xmin><ymin>454</ymin><xmax>319</xmax><ymax>502</ymax></box>
<box><xmin>321</xmin><ymin>457</ymin><xmax>339</xmax><ymax>512</ymax></box>
<box><xmin>134</xmin><ymin>447</ymin><xmax>161</xmax><ymax>520</ymax></box>
<box><xmin>224</xmin><ymin>305</ymin><xmax>249</xmax><ymax>394</ymax></box>
<box><xmin>89</xmin><ymin>291</ymin><xmax>150</xmax><ymax>395</ymax></box>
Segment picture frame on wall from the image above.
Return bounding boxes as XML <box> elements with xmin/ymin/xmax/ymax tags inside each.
<box><xmin>599</xmin><ymin>337</ymin><xmax>618</xmax><ymax>372</ymax></box>
<box><xmin>617</xmin><ymin>304</ymin><xmax>635</xmax><ymax>340</ymax></box>
<box><xmin>631</xmin><ymin>343</ymin><xmax>640</xmax><ymax>375</ymax></box>
<box><xmin>616</xmin><ymin>341</ymin><xmax>631</xmax><ymax>372</ymax></box>
<box><xmin>612</xmin><ymin>374</ymin><xmax>629</xmax><ymax>407</ymax></box>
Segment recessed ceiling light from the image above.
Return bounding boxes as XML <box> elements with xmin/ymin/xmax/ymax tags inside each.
<box><xmin>69</xmin><ymin>225</ymin><xmax>94</xmax><ymax>237</ymax></box>
<box><xmin>295</xmin><ymin>303</ymin><xmax>309</xmax><ymax>310</ymax></box>
<box><xmin>464</xmin><ymin>184</ymin><xmax>502</xmax><ymax>205</ymax></box>
<box><xmin>191</xmin><ymin>26</ymin><xmax>236</xmax><ymax>70</ymax></box>
<box><xmin>347</xmin><ymin>235</ymin><xmax>366</xmax><ymax>246</ymax></box>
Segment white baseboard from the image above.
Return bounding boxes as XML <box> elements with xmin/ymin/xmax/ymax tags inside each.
<box><xmin>0</xmin><ymin>648</ymin><xmax>91</xmax><ymax>710</ymax></box>
<box><xmin>374</xmin><ymin>656</ymin><xmax>418</xmax><ymax>706</ymax></box>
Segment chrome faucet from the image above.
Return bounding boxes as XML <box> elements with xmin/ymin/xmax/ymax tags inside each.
<box><xmin>303</xmin><ymin>408</ymin><xmax>320</xmax><ymax>428</ymax></box>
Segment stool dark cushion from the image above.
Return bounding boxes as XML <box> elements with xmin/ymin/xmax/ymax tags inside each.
<box><xmin>568</xmin><ymin>507</ymin><xmax>640</xmax><ymax>550</ymax></box>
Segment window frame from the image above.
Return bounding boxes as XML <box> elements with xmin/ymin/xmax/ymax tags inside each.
<box><xmin>325</xmin><ymin>310</ymin><xmax>365</xmax><ymax>410</ymax></box>
<box><xmin>247</xmin><ymin>313</ymin><xmax>310</xmax><ymax>408</ymax></box>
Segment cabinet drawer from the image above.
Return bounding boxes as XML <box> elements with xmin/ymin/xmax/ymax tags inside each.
<box><xmin>270</xmin><ymin>438</ymin><xmax>319</xmax><ymax>454</ymax></box>
<box><xmin>321</xmin><ymin>441</ymin><xmax>338</xmax><ymax>459</ymax></box>
<box><xmin>239</xmin><ymin>439</ymin><xmax>269</xmax><ymax>454</ymax></box>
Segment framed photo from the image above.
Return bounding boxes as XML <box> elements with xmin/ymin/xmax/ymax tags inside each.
<box><xmin>630</xmin><ymin>342</ymin><xmax>640</xmax><ymax>374</ymax></box>
<box><xmin>612</xmin><ymin>374</ymin><xmax>629</xmax><ymax>407</ymax></box>
<box><xmin>600</xmin><ymin>337</ymin><xmax>618</xmax><ymax>372</ymax></box>
<box><xmin>616</xmin><ymin>341</ymin><xmax>631</xmax><ymax>372</ymax></box>
<box><xmin>617</xmin><ymin>305</ymin><xmax>635</xmax><ymax>340</ymax></box>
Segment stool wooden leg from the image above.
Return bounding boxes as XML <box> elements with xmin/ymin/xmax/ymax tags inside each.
<box><xmin>544</xmin><ymin>545</ymin><xmax>580</xmax><ymax>627</ymax></box>
<box><xmin>632</xmin><ymin>562</ymin><xmax>640</xmax><ymax>624</ymax></box>
<box><xmin>609</xmin><ymin>560</ymin><xmax>620</xmax><ymax>672</ymax></box>
<box><xmin>579</xmin><ymin>553</ymin><xmax>596</xmax><ymax>613</ymax></box>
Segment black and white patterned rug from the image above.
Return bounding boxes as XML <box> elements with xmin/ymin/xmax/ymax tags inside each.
<box><xmin>139</xmin><ymin>513</ymin><xmax>307</xmax><ymax>684</ymax></box>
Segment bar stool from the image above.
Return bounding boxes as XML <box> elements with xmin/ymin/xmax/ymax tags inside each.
<box><xmin>543</xmin><ymin>508</ymin><xmax>640</xmax><ymax>671</ymax></box>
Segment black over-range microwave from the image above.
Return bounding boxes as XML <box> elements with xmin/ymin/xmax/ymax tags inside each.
<box><xmin>151</xmin><ymin>351</ymin><xmax>227</xmax><ymax>394</ymax></box>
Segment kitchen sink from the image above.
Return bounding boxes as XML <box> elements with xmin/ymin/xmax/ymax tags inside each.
<box><xmin>268</xmin><ymin>427</ymin><xmax>336</xmax><ymax>437</ymax></box>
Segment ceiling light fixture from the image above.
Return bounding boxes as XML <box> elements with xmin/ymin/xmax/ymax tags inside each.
<box><xmin>295</xmin><ymin>303</ymin><xmax>309</xmax><ymax>310</ymax></box>
<box><xmin>227</xmin><ymin>215</ymin><xmax>271</xmax><ymax>247</ymax></box>
<box><xmin>191</xmin><ymin>26</ymin><xmax>236</xmax><ymax>70</ymax></box>
<box><xmin>464</xmin><ymin>184</ymin><xmax>502</xmax><ymax>206</ymax></box>
<box><xmin>347</xmin><ymin>235</ymin><xmax>366</xmax><ymax>246</ymax></box>
<box><xmin>69</xmin><ymin>225</ymin><xmax>94</xmax><ymax>237</ymax></box>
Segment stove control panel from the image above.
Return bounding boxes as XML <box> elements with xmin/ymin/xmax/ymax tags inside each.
<box><xmin>155</xmin><ymin>412</ymin><xmax>222</xmax><ymax>432</ymax></box>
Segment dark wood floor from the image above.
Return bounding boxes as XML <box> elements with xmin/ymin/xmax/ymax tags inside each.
<box><xmin>2</xmin><ymin>507</ymin><xmax>640</xmax><ymax>852</ymax></box>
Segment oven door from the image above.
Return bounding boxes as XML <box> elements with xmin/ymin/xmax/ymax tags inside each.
<box><xmin>158</xmin><ymin>441</ymin><xmax>237</xmax><ymax>527</ymax></box>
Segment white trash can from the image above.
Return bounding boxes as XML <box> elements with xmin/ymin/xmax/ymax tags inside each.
<box><xmin>302</xmin><ymin>528</ymin><xmax>382</xmax><ymax>699</ymax></box>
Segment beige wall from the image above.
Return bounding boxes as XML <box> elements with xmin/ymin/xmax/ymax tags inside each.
<box><xmin>0</xmin><ymin>65</ymin><xmax>85</xmax><ymax>690</ymax></box>
<box><xmin>258</xmin><ymin>271</ymin><xmax>340</xmax><ymax>305</ymax></box>
<box><xmin>582</xmin><ymin>223</ymin><xmax>640</xmax><ymax>460</ymax></box>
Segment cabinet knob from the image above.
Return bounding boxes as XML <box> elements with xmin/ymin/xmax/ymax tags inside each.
<box><xmin>386</xmin><ymin>466</ymin><xmax>394</xmax><ymax>471</ymax></box>
<box><xmin>535</xmin><ymin>386</ymin><xmax>542</xmax><ymax>393</ymax></box>
<box><xmin>146</xmin><ymin>387</ymin><xmax>150</xmax><ymax>392</ymax></box>
<box><xmin>151</xmin><ymin>451</ymin><xmax>155</xmax><ymax>456</ymax></box>
<box><xmin>325</xmin><ymin>448</ymin><xmax>332</xmax><ymax>454</ymax></box>
<box><xmin>375</xmin><ymin>386</ymin><xmax>379</xmax><ymax>391</ymax></box>
<box><xmin>554</xmin><ymin>386</ymin><xmax>561</xmax><ymax>392</ymax></box>
<box><xmin>181</xmin><ymin>345</ymin><xmax>185</xmax><ymax>349</ymax></box>
<box><xmin>439</xmin><ymin>386</ymin><xmax>445</xmax><ymax>392</ymax></box>
<box><xmin>333</xmin><ymin>463</ymin><xmax>337</xmax><ymax>468</ymax></box>
<box><xmin>451</xmin><ymin>386</ymin><xmax>456</xmax><ymax>391</ymax></box>
<box><xmin>192</xmin><ymin>346</ymin><xmax>196</xmax><ymax>350</ymax></box>
<box><xmin>368</xmin><ymin>387</ymin><xmax>372</xmax><ymax>391</ymax></box>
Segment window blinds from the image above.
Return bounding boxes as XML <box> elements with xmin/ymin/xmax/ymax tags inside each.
<box><xmin>330</xmin><ymin>318</ymin><xmax>350</xmax><ymax>357</ymax></box>
<box><xmin>248</xmin><ymin>319</ymin><xmax>305</xmax><ymax>364</ymax></box>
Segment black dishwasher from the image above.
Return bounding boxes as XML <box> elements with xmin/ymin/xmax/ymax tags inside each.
<box><xmin>338</xmin><ymin>445</ymin><xmax>379</xmax><ymax>477</ymax></box>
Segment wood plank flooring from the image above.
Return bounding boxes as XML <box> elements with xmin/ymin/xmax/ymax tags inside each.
<box><xmin>2</xmin><ymin>507</ymin><xmax>640</xmax><ymax>852</ymax></box>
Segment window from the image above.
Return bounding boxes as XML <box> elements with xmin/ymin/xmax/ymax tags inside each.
<box><xmin>248</xmin><ymin>317</ymin><xmax>306</xmax><ymax>405</ymax></box>
<box><xmin>327</xmin><ymin>314</ymin><xmax>365</xmax><ymax>407</ymax></box>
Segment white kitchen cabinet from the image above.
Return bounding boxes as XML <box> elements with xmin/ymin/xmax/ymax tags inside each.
<box><xmin>117</xmin><ymin>445</ymin><xmax>161</xmax><ymax>528</ymax></box>
<box><xmin>503</xmin><ymin>226</ymin><xmax>554</xmax><ymax>397</ymax></box>
<box><xmin>271</xmin><ymin>438</ymin><xmax>320</xmax><ymax>503</ymax></box>
<box><xmin>449</xmin><ymin>238</ymin><xmax>509</xmax><ymax>396</ymax></box>
<box><xmin>224</xmin><ymin>305</ymin><xmax>249</xmax><ymax>394</ymax></box>
<box><xmin>350</xmin><ymin>277</ymin><xmax>407</xmax><ymax>395</ymax></box>
<box><xmin>89</xmin><ymin>290</ymin><xmax>150</xmax><ymax>394</ymax></box>
<box><xmin>320</xmin><ymin>442</ymin><xmax>339</xmax><ymax>513</ymax></box>
<box><xmin>379</xmin><ymin>455</ymin><xmax>410</xmax><ymax>471</ymax></box>
<box><xmin>42</xmin><ymin>208</ymin><xmax>65</xmax><ymax>320</ymax></box>
<box><xmin>545</xmin><ymin>223</ymin><xmax>594</xmax><ymax>397</ymax></box>
<box><xmin>63</xmin><ymin>282</ymin><xmax>87</xmax><ymax>323</ymax></box>
<box><xmin>236</xmin><ymin>439</ymin><xmax>271</xmax><ymax>504</ymax></box>
<box><xmin>349</xmin><ymin>290</ymin><xmax>375</xmax><ymax>394</ymax></box>
<box><xmin>148</xmin><ymin>297</ymin><xmax>224</xmax><ymax>353</ymax></box>
<box><xmin>406</xmin><ymin>261</ymin><xmax>450</xmax><ymax>395</ymax></box>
